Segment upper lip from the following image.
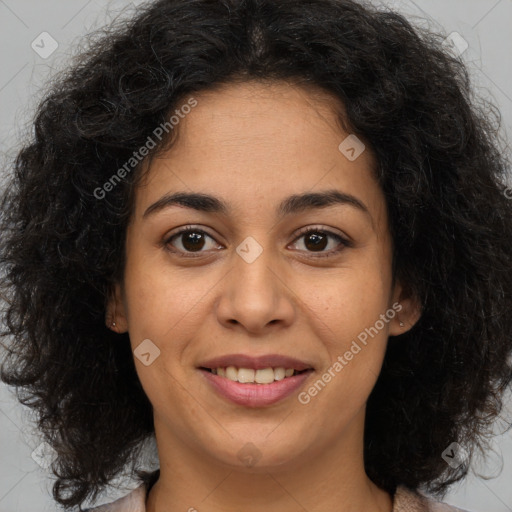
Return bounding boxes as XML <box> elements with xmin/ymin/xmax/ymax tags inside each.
<box><xmin>198</xmin><ymin>353</ymin><xmax>314</xmax><ymax>371</ymax></box>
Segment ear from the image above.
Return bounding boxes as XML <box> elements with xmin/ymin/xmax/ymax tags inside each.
<box><xmin>105</xmin><ymin>282</ymin><xmax>129</xmax><ymax>334</ymax></box>
<box><xmin>388</xmin><ymin>280</ymin><xmax>422</xmax><ymax>336</ymax></box>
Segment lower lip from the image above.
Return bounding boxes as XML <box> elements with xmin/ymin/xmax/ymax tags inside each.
<box><xmin>199</xmin><ymin>369</ymin><xmax>313</xmax><ymax>407</ymax></box>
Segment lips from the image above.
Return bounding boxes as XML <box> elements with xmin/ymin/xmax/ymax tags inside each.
<box><xmin>197</xmin><ymin>353</ymin><xmax>315</xmax><ymax>407</ymax></box>
<box><xmin>198</xmin><ymin>353</ymin><xmax>314</xmax><ymax>372</ymax></box>
<box><xmin>199</xmin><ymin>366</ymin><xmax>314</xmax><ymax>407</ymax></box>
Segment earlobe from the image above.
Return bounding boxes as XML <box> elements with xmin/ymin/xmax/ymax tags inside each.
<box><xmin>106</xmin><ymin>282</ymin><xmax>128</xmax><ymax>333</ymax></box>
<box><xmin>389</xmin><ymin>282</ymin><xmax>422</xmax><ymax>336</ymax></box>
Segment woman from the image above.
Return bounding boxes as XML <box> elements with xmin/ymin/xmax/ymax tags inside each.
<box><xmin>1</xmin><ymin>0</ymin><xmax>511</xmax><ymax>511</ymax></box>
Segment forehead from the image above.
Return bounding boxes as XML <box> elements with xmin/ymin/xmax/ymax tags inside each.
<box><xmin>133</xmin><ymin>80</ymin><xmax>383</xmax><ymax>223</ymax></box>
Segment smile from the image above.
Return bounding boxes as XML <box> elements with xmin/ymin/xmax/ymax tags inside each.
<box><xmin>199</xmin><ymin>366</ymin><xmax>314</xmax><ymax>407</ymax></box>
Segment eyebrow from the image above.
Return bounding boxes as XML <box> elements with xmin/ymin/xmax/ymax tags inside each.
<box><xmin>143</xmin><ymin>189</ymin><xmax>370</xmax><ymax>221</ymax></box>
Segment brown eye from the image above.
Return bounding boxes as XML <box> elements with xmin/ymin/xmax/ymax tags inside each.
<box><xmin>291</xmin><ymin>228</ymin><xmax>350</xmax><ymax>257</ymax></box>
<box><xmin>164</xmin><ymin>227</ymin><xmax>222</xmax><ymax>257</ymax></box>
<box><xmin>303</xmin><ymin>232</ymin><xmax>329</xmax><ymax>251</ymax></box>
<box><xmin>179</xmin><ymin>231</ymin><xmax>207</xmax><ymax>251</ymax></box>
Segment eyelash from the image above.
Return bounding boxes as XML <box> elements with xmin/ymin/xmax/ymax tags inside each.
<box><xmin>163</xmin><ymin>225</ymin><xmax>351</xmax><ymax>259</ymax></box>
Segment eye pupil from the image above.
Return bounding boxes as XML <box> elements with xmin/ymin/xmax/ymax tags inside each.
<box><xmin>169</xmin><ymin>228</ymin><xmax>342</xmax><ymax>257</ymax></box>
<box><xmin>182</xmin><ymin>232</ymin><xmax>205</xmax><ymax>251</ymax></box>
<box><xmin>305</xmin><ymin>232</ymin><xmax>327</xmax><ymax>251</ymax></box>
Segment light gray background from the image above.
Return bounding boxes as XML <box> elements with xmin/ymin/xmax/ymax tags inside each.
<box><xmin>1</xmin><ymin>1</ymin><xmax>512</xmax><ymax>511</ymax></box>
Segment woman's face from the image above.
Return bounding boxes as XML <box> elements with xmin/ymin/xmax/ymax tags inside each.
<box><xmin>110</xmin><ymin>80</ymin><xmax>417</xmax><ymax>472</ymax></box>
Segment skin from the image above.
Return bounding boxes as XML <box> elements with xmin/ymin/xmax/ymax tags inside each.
<box><xmin>108</xmin><ymin>80</ymin><xmax>421</xmax><ymax>512</ymax></box>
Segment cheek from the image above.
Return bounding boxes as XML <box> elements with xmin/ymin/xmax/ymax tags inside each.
<box><xmin>296</xmin><ymin>263</ymin><xmax>392</xmax><ymax>407</ymax></box>
<box><xmin>121</xmin><ymin>256</ymin><xmax>226</xmax><ymax>414</ymax></box>
<box><xmin>301</xmin><ymin>264</ymin><xmax>391</xmax><ymax>343</ymax></box>
<box><xmin>299</xmin><ymin>296</ymin><xmax>390</xmax><ymax>429</ymax></box>
<box><xmin>121</xmin><ymin>256</ymin><xmax>209</xmax><ymax>413</ymax></box>
<box><xmin>122</xmin><ymin>244</ymin><xmax>208</xmax><ymax>343</ymax></box>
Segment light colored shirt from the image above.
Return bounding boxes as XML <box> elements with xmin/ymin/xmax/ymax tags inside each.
<box><xmin>85</xmin><ymin>484</ymin><xmax>469</xmax><ymax>511</ymax></box>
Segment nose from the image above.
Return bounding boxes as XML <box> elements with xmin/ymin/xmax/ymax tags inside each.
<box><xmin>215</xmin><ymin>239</ymin><xmax>296</xmax><ymax>335</ymax></box>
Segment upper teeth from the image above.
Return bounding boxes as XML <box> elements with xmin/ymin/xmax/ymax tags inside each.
<box><xmin>212</xmin><ymin>366</ymin><xmax>296</xmax><ymax>384</ymax></box>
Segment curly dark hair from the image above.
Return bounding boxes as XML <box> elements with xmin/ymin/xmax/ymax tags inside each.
<box><xmin>1</xmin><ymin>0</ymin><xmax>512</xmax><ymax>509</ymax></box>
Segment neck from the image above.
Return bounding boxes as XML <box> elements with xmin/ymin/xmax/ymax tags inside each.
<box><xmin>146</xmin><ymin>411</ymin><xmax>392</xmax><ymax>512</ymax></box>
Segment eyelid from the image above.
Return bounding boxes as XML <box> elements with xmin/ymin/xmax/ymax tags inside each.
<box><xmin>292</xmin><ymin>225</ymin><xmax>352</xmax><ymax>246</ymax></box>
<box><xmin>163</xmin><ymin>224</ymin><xmax>351</xmax><ymax>258</ymax></box>
<box><xmin>162</xmin><ymin>225</ymin><xmax>221</xmax><ymax>258</ymax></box>
<box><xmin>289</xmin><ymin>225</ymin><xmax>352</xmax><ymax>258</ymax></box>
